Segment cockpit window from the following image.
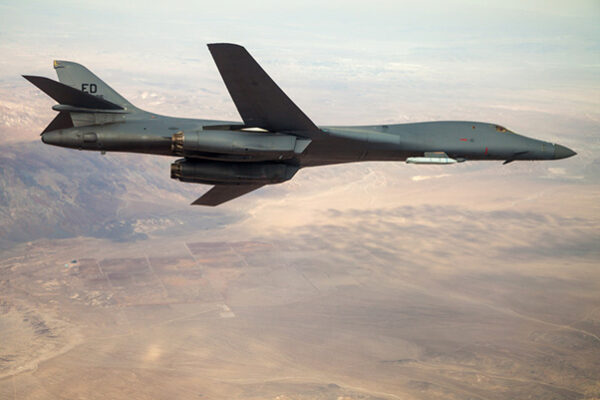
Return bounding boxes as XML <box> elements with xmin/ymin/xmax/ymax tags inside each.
<box><xmin>495</xmin><ymin>125</ymin><xmax>507</xmax><ymax>132</ymax></box>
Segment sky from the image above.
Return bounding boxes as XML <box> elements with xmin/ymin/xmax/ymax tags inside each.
<box><xmin>1</xmin><ymin>0</ymin><xmax>598</xmax><ymax>126</ymax></box>
<box><xmin>0</xmin><ymin>0</ymin><xmax>598</xmax><ymax>178</ymax></box>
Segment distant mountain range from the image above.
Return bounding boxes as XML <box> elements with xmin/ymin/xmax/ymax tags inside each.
<box><xmin>0</xmin><ymin>140</ymin><xmax>239</xmax><ymax>250</ymax></box>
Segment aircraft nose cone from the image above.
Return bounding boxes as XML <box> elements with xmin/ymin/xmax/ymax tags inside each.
<box><xmin>41</xmin><ymin>132</ymin><xmax>61</xmax><ymax>145</ymax></box>
<box><xmin>553</xmin><ymin>144</ymin><xmax>576</xmax><ymax>160</ymax></box>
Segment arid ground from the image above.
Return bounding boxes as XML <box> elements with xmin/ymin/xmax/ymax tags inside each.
<box><xmin>1</xmin><ymin>160</ymin><xmax>599</xmax><ymax>399</ymax></box>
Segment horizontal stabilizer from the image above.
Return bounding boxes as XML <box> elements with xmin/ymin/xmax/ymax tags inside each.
<box><xmin>42</xmin><ymin>111</ymin><xmax>73</xmax><ymax>134</ymax></box>
<box><xmin>192</xmin><ymin>184</ymin><xmax>264</xmax><ymax>206</ymax></box>
<box><xmin>23</xmin><ymin>75</ymin><xmax>123</xmax><ymax>110</ymax></box>
<box><xmin>208</xmin><ymin>43</ymin><xmax>319</xmax><ymax>136</ymax></box>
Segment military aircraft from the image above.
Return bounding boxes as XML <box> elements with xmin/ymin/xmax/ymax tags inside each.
<box><xmin>24</xmin><ymin>43</ymin><xmax>576</xmax><ymax>206</ymax></box>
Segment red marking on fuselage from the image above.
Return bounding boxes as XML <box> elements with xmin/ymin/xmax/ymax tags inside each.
<box><xmin>460</xmin><ymin>138</ymin><xmax>468</xmax><ymax>142</ymax></box>
<box><xmin>485</xmin><ymin>147</ymin><xmax>488</xmax><ymax>155</ymax></box>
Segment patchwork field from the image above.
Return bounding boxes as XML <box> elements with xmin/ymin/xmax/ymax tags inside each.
<box><xmin>1</xmin><ymin>170</ymin><xmax>598</xmax><ymax>399</ymax></box>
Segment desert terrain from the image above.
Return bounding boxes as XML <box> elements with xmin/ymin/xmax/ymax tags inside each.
<box><xmin>1</xmin><ymin>158</ymin><xmax>599</xmax><ymax>399</ymax></box>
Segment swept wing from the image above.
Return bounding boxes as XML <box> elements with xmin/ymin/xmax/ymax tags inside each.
<box><xmin>208</xmin><ymin>43</ymin><xmax>320</xmax><ymax>137</ymax></box>
<box><xmin>192</xmin><ymin>184</ymin><xmax>264</xmax><ymax>206</ymax></box>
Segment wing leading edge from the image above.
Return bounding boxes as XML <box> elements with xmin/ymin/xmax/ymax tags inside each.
<box><xmin>192</xmin><ymin>184</ymin><xmax>264</xmax><ymax>206</ymax></box>
<box><xmin>208</xmin><ymin>43</ymin><xmax>320</xmax><ymax>137</ymax></box>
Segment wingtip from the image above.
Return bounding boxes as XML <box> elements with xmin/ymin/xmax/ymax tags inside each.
<box><xmin>191</xmin><ymin>198</ymin><xmax>217</xmax><ymax>206</ymax></box>
<box><xmin>22</xmin><ymin>75</ymin><xmax>38</xmax><ymax>83</ymax></box>
<box><xmin>53</xmin><ymin>60</ymin><xmax>66</xmax><ymax>69</ymax></box>
<box><xmin>207</xmin><ymin>43</ymin><xmax>245</xmax><ymax>50</ymax></box>
<box><xmin>22</xmin><ymin>75</ymin><xmax>52</xmax><ymax>88</ymax></box>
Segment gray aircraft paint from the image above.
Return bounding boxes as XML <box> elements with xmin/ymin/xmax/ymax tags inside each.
<box><xmin>24</xmin><ymin>44</ymin><xmax>576</xmax><ymax>206</ymax></box>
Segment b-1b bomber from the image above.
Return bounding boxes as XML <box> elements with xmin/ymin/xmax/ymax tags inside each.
<box><xmin>24</xmin><ymin>44</ymin><xmax>576</xmax><ymax>206</ymax></box>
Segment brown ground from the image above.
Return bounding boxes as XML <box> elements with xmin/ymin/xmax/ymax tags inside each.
<box><xmin>1</xmin><ymin>165</ymin><xmax>599</xmax><ymax>400</ymax></box>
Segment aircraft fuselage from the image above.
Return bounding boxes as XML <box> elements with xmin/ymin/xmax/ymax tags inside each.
<box><xmin>41</xmin><ymin>113</ymin><xmax>570</xmax><ymax>167</ymax></box>
<box><xmin>26</xmin><ymin>43</ymin><xmax>576</xmax><ymax>205</ymax></box>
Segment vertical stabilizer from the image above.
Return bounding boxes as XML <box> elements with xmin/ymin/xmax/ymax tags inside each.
<box><xmin>53</xmin><ymin>60</ymin><xmax>138</xmax><ymax>112</ymax></box>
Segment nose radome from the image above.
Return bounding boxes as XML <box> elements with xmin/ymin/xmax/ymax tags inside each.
<box><xmin>553</xmin><ymin>144</ymin><xmax>576</xmax><ymax>160</ymax></box>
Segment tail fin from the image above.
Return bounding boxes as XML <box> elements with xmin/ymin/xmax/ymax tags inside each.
<box><xmin>53</xmin><ymin>60</ymin><xmax>138</xmax><ymax>112</ymax></box>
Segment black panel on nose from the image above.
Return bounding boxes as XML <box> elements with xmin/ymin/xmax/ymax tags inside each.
<box><xmin>553</xmin><ymin>144</ymin><xmax>576</xmax><ymax>160</ymax></box>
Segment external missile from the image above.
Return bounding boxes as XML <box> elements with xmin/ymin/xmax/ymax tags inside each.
<box><xmin>406</xmin><ymin>152</ymin><xmax>460</xmax><ymax>165</ymax></box>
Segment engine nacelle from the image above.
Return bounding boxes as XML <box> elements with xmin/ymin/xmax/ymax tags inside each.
<box><xmin>170</xmin><ymin>159</ymin><xmax>299</xmax><ymax>185</ymax></box>
<box><xmin>171</xmin><ymin>130</ymin><xmax>310</xmax><ymax>161</ymax></box>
